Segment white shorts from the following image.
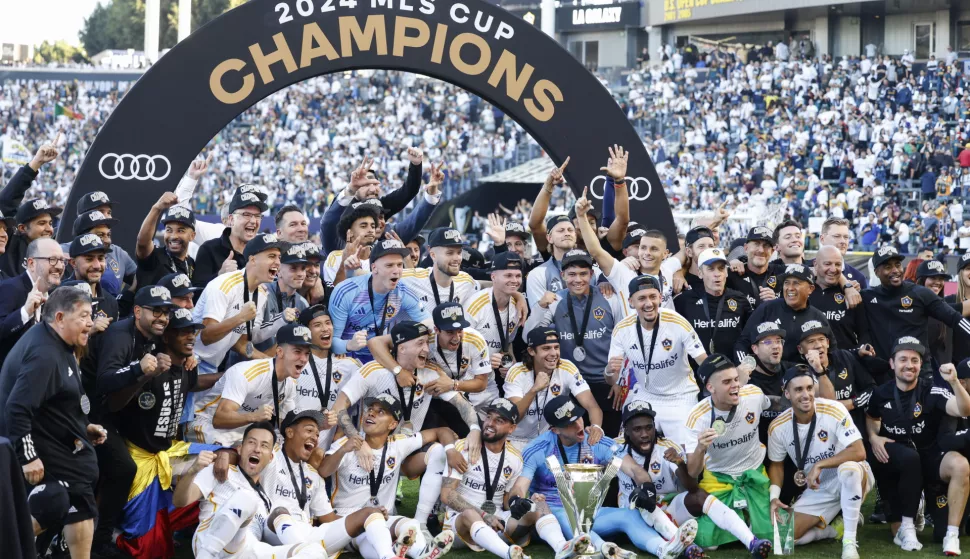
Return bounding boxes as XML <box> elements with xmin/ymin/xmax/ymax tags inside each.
<box><xmin>626</xmin><ymin>388</ymin><xmax>699</xmax><ymax>447</ymax></box>
<box><xmin>792</xmin><ymin>462</ymin><xmax>874</xmax><ymax>525</ymax></box>
<box><xmin>662</xmin><ymin>492</ymin><xmax>696</xmax><ymax>526</ymax></box>
<box><xmin>443</xmin><ymin>508</ymin><xmax>528</xmax><ymax>551</ymax></box>
<box><xmin>186</xmin><ymin>414</ymin><xmax>242</xmax><ymax>447</ymax></box>
<box><xmin>264</xmin><ymin>514</ymin><xmax>353</xmax><ymax>555</ymax></box>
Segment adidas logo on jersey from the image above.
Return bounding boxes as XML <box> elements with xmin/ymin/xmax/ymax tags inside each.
<box><xmin>884</xmin><ymin>402</ymin><xmax>892</xmax><ymax>409</ymax></box>
<box><xmin>871</xmin><ymin>298</ymin><xmax>877</xmax><ymax>303</ymax></box>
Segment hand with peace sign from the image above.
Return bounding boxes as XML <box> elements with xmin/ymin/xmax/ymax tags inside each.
<box><xmin>600</xmin><ymin>144</ymin><xmax>629</xmax><ymax>181</ymax></box>
<box><xmin>545</xmin><ymin>156</ymin><xmax>570</xmax><ymax>190</ymax></box>
<box><xmin>349</xmin><ymin>156</ymin><xmax>379</xmax><ymax>194</ymax></box>
<box><xmin>426</xmin><ymin>162</ymin><xmax>444</xmax><ymax>197</ymax></box>
<box><xmin>188</xmin><ymin>153</ymin><xmax>214</xmax><ymax>180</ymax></box>
<box><xmin>29</xmin><ymin>132</ymin><xmax>62</xmax><ymax>172</ymax></box>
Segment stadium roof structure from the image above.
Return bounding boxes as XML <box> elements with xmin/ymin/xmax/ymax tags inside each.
<box><xmin>479</xmin><ymin>157</ymin><xmax>555</xmax><ymax>184</ymax></box>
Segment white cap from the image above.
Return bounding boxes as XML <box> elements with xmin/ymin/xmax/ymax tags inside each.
<box><xmin>698</xmin><ymin>248</ymin><xmax>728</xmax><ymax>268</ymax></box>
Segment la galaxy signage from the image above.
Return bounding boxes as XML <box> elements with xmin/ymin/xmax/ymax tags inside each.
<box><xmin>59</xmin><ymin>0</ymin><xmax>677</xmax><ymax>251</ymax></box>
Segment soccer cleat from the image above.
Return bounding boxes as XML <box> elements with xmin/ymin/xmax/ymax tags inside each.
<box><xmin>944</xmin><ymin>533</ymin><xmax>962</xmax><ymax>556</ymax></box>
<box><xmin>869</xmin><ymin>498</ymin><xmax>887</xmax><ymax>524</ymax></box>
<box><xmin>657</xmin><ymin>518</ymin><xmax>698</xmax><ymax>559</ymax></box>
<box><xmin>747</xmin><ymin>537</ymin><xmax>772</xmax><ymax>559</ymax></box>
<box><xmin>830</xmin><ymin>516</ymin><xmax>845</xmax><ymax>541</ymax></box>
<box><xmin>684</xmin><ymin>543</ymin><xmax>707</xmax><ymax>559</ymax></box>
<box><xmin>600</xmin><ymin>542</ymin><xmax>636</xmax><ymax>559</ymax></box>
<box><xmin>508</xmin><ymin>544</ymin><xmax>527</xmax><ymax>559</ymax></box>
<box><xmin>393</xmin><ymin>524</ymin><xmax>417</xmax><ymax>558</ymax></box>
<box><xmin>893</xmin><ymin>526</ymin><xmax>923</xmax><ymax>551</ymax></box>
<box><xmin>554</xmin><ymin>535</ymin><xmax>592</xmax><ymax>559</ymax></box>
<box><xmin>841</xmin><ymin>539</ymin><xmax>860</xmax><ymax>559</ymax></box>
<box><xmin>417</xmin><ymin>529</ymin><xmax>454</xmax><ymax>559</ymax></box>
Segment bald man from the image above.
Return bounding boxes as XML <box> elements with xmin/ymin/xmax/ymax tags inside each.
<box><xmin>0</xmin><ymin>238</ymin><xmax>66</xmax><ymax>364</ymax></box>
<box><xmin>809</xmin><ymin>246</ymin><xmax>871</xmax><ymax>352</ymax></box>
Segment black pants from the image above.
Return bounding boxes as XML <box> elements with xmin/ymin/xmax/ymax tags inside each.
<box><xmin>868</xmin><ymin>442</ymin><xmax>949</xmax><ymax>539</ymax></box>
<box><xmin>93</xmin><ymin>424</ymin><xmax>136</xmax><ymax>546</ymax></box>
<box><xmin>586</xmin><ymin>382</ymin><xmax>622</xmax><ymax>439</ymax></box>
<box><xmin>427</xmin><ymin>398</ymin><xmax>470</xmax><ymax>438</ymax></box>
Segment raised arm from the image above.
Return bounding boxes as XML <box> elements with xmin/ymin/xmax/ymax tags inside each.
<box><xmin>601</xmin><ymin>145</ymin><xmax>630</xmax><ymax>252</ymax></box>
<box><xmin>380</xmin><ymin>148</ymin><xmax>424</xmax><ymax>218</ymax></box>
<box><xmin>529</xmin><ymin>157</ymin><xmax>570</xmax><ymax>254</ymax></box>
<box><xmin>574</xmin><ymin>188</ymin><xmax>616</xmax><ymax>276</ymax></box>
<box><xmin>137</xmin><ymin>193</ymin><xmax>178</xmax><ymax>260</ymax></box>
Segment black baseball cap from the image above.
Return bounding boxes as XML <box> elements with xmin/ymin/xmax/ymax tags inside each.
<box><xmin>782</xmin><ymin>364</ymin><xmax>815</xmax><ymax>387</ymax></box>
<box><xmin>778</xmin><ymin>263</ymin><xmax>814</xmax><ymax>285</ymax></box>
<box><xmin>77</xmin><ymin>191</ymin><xmax>115</xmax><ymax>214</ymax></box>
<box><xmin>753</xmin><ymin>321</ymin><xmax>786</xmax><ymax>343</ymax></box>
<box><xmin>73</xmin><ymin>210</ymin><xmax>118</xmax><ymax>236</ymax></box>
<box><xmin>696</xmin><ymin>353</ymin><xmax>735</xmax><ymax>385</ymax></box>
<box><xmin>871</xmin><ymin>245</ymin><xmax>904</xmax><ymax>269</ymax></box>
<box><xmin>628</xmin><ymin>274</ymin><xmax>662</xmax><ymax>296</ymax></box>
<box><xmin>561</xmin><ymin>249</ymin><xmax>594</xmax><ymax>270</ymax></box>
<box><xmin>462</xmin><ymin>247</ymin><xmax>486</xmax><ymax>270</ymax></box>
<box><xmin>429</xmin><ymin>227</ymin><xmax>465</xmax><ymax>248</ymax></box>
<box><xmin>505</xmin><ymin>221</ymin><xmax>531</xmax><ymax>240</ymax></box>
<box><xmin>892</xmin><ymin>336</ymin><xmax>925</xmax><ymax>356</ymax></box>
<box><xmin>960</xmin><ymin>252</ymin><xmax>970</xmax><ymax>272</ymax></box>
<box><xmin>350</xmin><ymin>198</ymin><xmax>385</xmax><ymax>215</ymax></box>
<box><xmin>797</xmin><ymin>319</ymin><xmax>832</xmax><ymax>343</ymax></box>
<box><xmin>69</xmin><ymin>233</ymin><xmax>107</xmax><ymax>258</ymax></box>
<box><xmin>161</xmin><ymin>206</ymin><xmax>196</xmax><ymax>229</ymax></box>
<box><xmin>134</xmin><ymin>285</ymin><xmax>175</xmax><ymax>308</ymax></box>
<box><xmin>370</xmin><ymin>238</ymin><xmax>411</xmax><ymax>263</ymax></box>
<box><xmin>685</xmin><ymin>226</ymin><xmax>714</xmax><ymax>247</ymax></box>
<box><xmin>281</xmin><ymin>242</ymin><xmax>310</xmax><ymax>265</ymax></box>
<box><xmin>391</xmin><ymin>320</ymin><xmax>431</xmax><ymax>347</ymax></box>
<box><xmin>301</xmin><ymin>242</ymin><xmax>323</xmax><ymax>263</ymax></box>
<box><xmin>168</xmin><ymin>307</ymin><xmax>205</xmax><ymax>330</ymax></box>
<box><xmin>0</xmin><ymin>208</ymin><xmax>14</xmax><ymax>228</ymax></box>
<box><xmin>158</xmin><ymin>272</ymin><xmax>202</xmax><ymax>297</ymax></box>
<box><xmin>363</xmin><ymin>393</ymin><xmax>403</xmax><ymax>421</ymax></box>
<box><xmin>277</xmin><ymin>323</ymin><xmax>317</xmax><ymax>347</ymax></box>
<box><xmin>957</xmin><ymin>357</ymin><xmax>970</xmax><ymax>380</ymax></box>
<box><xmin>299</xmin><ymin>304</ymin><xmax>329</xmax><ymax>326</ymax></box>
<box><xmin>544</xmin><ymin>395</ymin><xmax>585</xmax><ymax>428</ymax></box>
<box><xmin>546</xmin><ymin>214</ymin><xmax>571</xmax><ymax>231</ymax></box>
<box><xmin>16</xmin><ymin>199</ymin><xmax>62</xmax><ymax>225</ymax></box>
<box><xmin>490</xmin><ymin>252</ymin><xmax>524</xmax><ymax>272</ymax></box>
<box><xmin>235</xmin><ymin>184</ymin><xmax>268</xmax><ymax>201</ymax></box>
<box><xmin>527</xmin><ymin>327</ymin><xmax>560</xmax><ymax>348</ymax></box>
<box><xmin>433</xmin><ymin>302</ymin><xmax>470</xmax><ymax>330</ymax></box>
<box><xmin>483</xmin><ymin>398</ymin><xmax>520</xmax><ymax>423</ymax></box>
<box><xmin>621</xmin><ymin>400</ymin><xmax>657</xmax><ymax>425</ymax></box>
<box><xmin>746</xmin><ymin>226</ymin><xmax>773</xmax><ymax>243</ymax></box>
<box><xmin>228</xmin><ymin>189</ymin><xmax>269</xmax><ymax>213</ymax></box>
<box><xmin>623</xmin><ymin>228</ymin><xmax>647</xmax><ymax>250</ymax></box>
<box><xmin>916</xmin><ymin>259</ymin><xmax>949</xmax><ymax>279</ymax></box>
<box><xmin>281</xmin><ymin>409</ymin><xmax>325</xmax><ymax>433</ymax></box>
<box><xmin>243</xmin><ymin>233</ymin><xmax>285</xmax><ymax>260</ymax></box>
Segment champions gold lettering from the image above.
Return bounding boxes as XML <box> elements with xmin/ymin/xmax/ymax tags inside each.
<box><xmin>209</xmin><ymin>15</ymin><xmax>563</xmax><ymax>121</ymax></box>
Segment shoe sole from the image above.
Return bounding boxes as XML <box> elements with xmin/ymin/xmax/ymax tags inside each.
<box><xmin>509</xmin><ymin>545</ymin><xmax>525</xmax><ymax>559</ymax></box>
<box><xmin>395</xmin><ymin>526</ymin><xmax>417</xmax><ymax>558</ymax></box>
<box><xmin>750</xmin><ymin>539</ymin><xmax>772</xmax><ymax>559</ymax></box>
<box><xmin>662</xmin><ymin>520</ymin><xmax>698</xmax><ymax>559</ymax></box>
<box><xmin>419</xmin><ymin>530</ymin><xmax>454</xmax><ymax>559</ymax></box>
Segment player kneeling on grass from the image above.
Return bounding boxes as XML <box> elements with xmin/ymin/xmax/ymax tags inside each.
<box><xmin>767</xmin><ymin>365</ymin><xmax>873</xmax><ymax>559</ymax></box>
<box><xmin>440</xmin><ymin>399</ymin><xmax>536</xmax><ymax>559</ymax></box>
<box><xmin>319</xmin><ymin>393</ymin><xmax>456</xmax><ymax>559</ymax></box>
<box><xmin>618</xmin><ymin>400</ymin><xmax>764</xmax><ymax>559</ymax></box>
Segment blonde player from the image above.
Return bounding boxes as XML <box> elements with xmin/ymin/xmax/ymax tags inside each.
<box><xmin>607</xmin><ymin>275</ymin><xmax>707</xmax><ymax>445</ymax></box>
<box><xmin>768</xmin><ymin>366</ymin><xmax>873</xmax><ymax>559</ymax></box>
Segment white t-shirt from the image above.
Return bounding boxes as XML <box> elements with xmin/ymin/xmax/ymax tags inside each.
<box><xmin>262</xmin><ymin>449</ymin><xmax>333</xmax><ymax>523</ymax></box>
<box><xmin>428</xmin><ymin>328</ymin><xmax>492</xmax><ymax>407</ymax></box>
<box><xmin>684</xmin><ymin>385</ymin><xmax>770</xmax><ymax>477</ymax></box>
<box><xmin>193</xmin><ymin>270</ymin><xmax>270</xmax><ymax>366</ymax></box>
<box><xmin>504</xmin><ymin>359</ymin><xmax>591</xmax><ymax>440</ymax></box>
<box><xmin>959</xmin><ymin>226</ymin><xmax>970</xmax><ymax>250</ymax></box>
<box><xmin>606</xmin><ymin>257</ymin><xmax>681</xmax><ymax>316</ymax></box>
<box><xmin>399</xmin><ymin>268</ymin><xmax>480</xmax><ymax>309</ymax></box>
<box><xmin>617</xmin><ymin>439</ymin><xmax>684</xmax><ymax>507</ymax></box>
<box><xmin>443</xmin><ymin>438</ymin><xmax>524</xmax><ymax>514</ymax></box>
<box><xmin>323</xmin><ymin>250</ymin><xmax>370</xmax><ymax>288</ymax></box>
<box><xmin>192</xmin><ymin>465</ymin><xmax>267</xmax><ymax>548</ymax></box>
<box><xmin>295</xmin><ymin>353</ymin><xmax>361</xmax><ymax>450</ymax></box>
<box><xmin>338</xmin><ymin>361</ymin><xmax>458</xmax><ymax>433</ymax></box>
<box><xmin>608</xmin><ymin>309</ymin><xmax>706</xmax><ymax>400</ymax></box>
<box><xmin>327</xmin><ymin>433</ymin><xmax>424</xmax><ymax>516</ymax></box>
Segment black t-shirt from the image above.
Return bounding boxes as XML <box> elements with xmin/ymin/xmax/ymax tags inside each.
<box><xmin>808</xmin><ymin>284</ymin><xmax>870</xmax><ymax>351</ymax></box>
<box><xmin>115</xmin><ymin>364</ymin><xmax>197</xmax><ymax>453</ymax></box>
<box><xmin>674</xmin><ymin>288</ymin><xmax>753</xmax><ymax>358</ymax></box>
<box><xmin>136</xmin><ymin>245</ymin><xmax>195</xmax><ymax>288</ymax></box>
<box><xmin>868</xmin><ymin>378</ymin><xmax>952</xmax><ymax>451</ymax></box>
<box><xmin>727</xmin><ymin>267</ymin><xmax>773</xmax><ymax>309</ymax></box>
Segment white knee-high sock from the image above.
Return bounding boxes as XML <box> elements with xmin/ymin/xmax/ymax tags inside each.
<box><xmin>404</xmin><ymin>520</ymin><xmax>428</xmax><ymax>559</ymax></box>
<box><xmin>536</xmin><ymin>514</ymin><xmax>567</xmax><ymax>549</ymax></box>
<box><xmin>839</xmin><ymin>466</ymin><xmax>864</xmax><ymax>542</ymax></box>
<box><xmin>795</xmin><ymin>526</ymin><xmax>836</xmax><ymax>545</ymax></box>
<box><xmin>274</xmin><ymin>514</ymin><xmax>312</xmax><ymax>543</ymax></box>
<box><xmin>200</xmin><ymin>492</ymin><xmax>258</xmax><ymax>555</ymax></box>
<box><xmin>414</xmin><ymin>444</ymin><xmax>447</xmax><ymax>525</ymax></box>
<box><xmin>638</xmin><ymin>507</ymin><xmax>677</xmax><ymax>540</ymax></box>
<box><xmin>364</xmin><ymin>513</ymin><xmax>396</xmax><ymax>559</ymax></box>
<box><xmin>704</xmin><ymin>496</ymin><xmax>755</xmax><ymax>546</ymax></box>
<box><xmin>471</xmin><ymin>520</ymin><xmax>511</xmax><ymax>558</ymax></box>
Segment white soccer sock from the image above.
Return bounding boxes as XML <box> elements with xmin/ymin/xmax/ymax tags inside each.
<box><xmin>838</xmin><ymin>465</ymin><xmax>864</xmax><ymax>542</ymax></box>
<box><xmin>795</xmin><ymin>526</ymin><xmax>836</xmax><ymax>545</ymax></box>
<box><xmin>364</xmin><ymin>513</ymin><xmax>397</xmax><ymax>559</ymax></box>
<box><xmin>536</xmin><ymin>513</ymin><xmax>567</xmax><ymax>550</ymax></box>
<box><xmin>638</xmin><ymin>506</ymin><xmax>677</xmax><ymax>540</ymax></box>
<box><xmin>900</xmin><ymin>516</ymin><xmax>915</xmax><ymax>530</ymax></box>
<box><xmin>948</xmin><ymin>525</ymin><xmax>960</xmax><ymax>538</ymax></box>
<box><xmin>274</xmin><ymin>513</ymin><xmax>312</xmax><ymax>543</ymax></box>
<box><xmin>704</xmin><ymin>495</ymin><xmax>755</xmax><ymax>546</ymax></box>
<box><xmin>199</xmin><ymin>491</ymin><xmax>258</xmax><ymax>556</ymax></box>
<box><xmin>414</xmin><ymin>444</ymin><xmax>447</xmax><ymax>525</ymax></box>
<box><xmin>404</xmin><ymin>520</ymin><xmax>428</xmax><ymax>559</ymax></box>
<box><xmin>471</xmin><ymin>520</ymin><xmax>511</xmax><ymax>558</ymax></box>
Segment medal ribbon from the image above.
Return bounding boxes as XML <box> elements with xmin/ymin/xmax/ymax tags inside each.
<box><xmin>396</xmin><ymin>383</ymin><xmax>418</xmax><ymax>423</ymax></box>
<box><xmin>635</xmin><ymin>319</ymin><xmax>661</xmax><ymax>378</ymax></box>
<box><xmin>490</xmin><ymin>294</ymin><xmax>513</xmax><ymax>397</ymax></box>
<box><xmin>367</xmin><ymin>278</ymin><xmax>391</xmax><ymax>336</ymax></box>
<box><xmin>437</xmin><ymin>342</ymin><xmax>464</xmax><ymax>381</ymax></box>
<box><xmin>243</xmin><ymin>272</ymin><xmax>259</xmax><ymax>341</ymax></box>
<box><xmin>700</xmin><ymin>291</ymin><xmax>727</xmax><ymax>354</ymax></box>
<box><xmin>566</xmin><ymin>291</ymin><xmax>594</xmax><ymax>354</ymax></box>
<box><xmin>556</xmin><ymin>437</ymin><xmax>586</xmax><ymax>465</ymax></box>
<box><xmin>369</xmin><ymin>441</ymin><xmax>390</xmax><ymax>503</ymax></box>
<box><xmin>429</xmin><ymin>274</ymin><xmax>455</xmax><ymax>306</ymax></box>
<box><xmin>283</xmin><ymin>454</ymin><xmax>308</xmax><ymax>511</ymax></box>
<box><xmin>308</xmin><ymin>354</ymin><xmax>333</xmax><ymax>411</ymax></box>
<box><xmin>481</xmin><ymin>445</ymin><xmax>507</xmax><ymax>507</ymax></box>
<box><xmin>792</xmin><ymin>410</ymin><xmax>818</xmax><ymax>474</ymax></box>
<box><xmin>240</xmin><ymin>469</ymin><xmax>273</xmax><ymax>513</ymax></box>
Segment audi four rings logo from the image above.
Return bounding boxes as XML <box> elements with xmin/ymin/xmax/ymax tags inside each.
<box><xmin>588</xmin><ymin>175</ymin><xmax>652</xmax><ymax>201</ymax></box>
<box><xmin>98</xmin><ymin>153</ymin><xmax>172</xmax><ymax>181</ymax></box>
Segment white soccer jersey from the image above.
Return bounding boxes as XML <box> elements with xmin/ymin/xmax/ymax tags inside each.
<box><xmin>327</xmin><ymin>433</ymin><xmax>424</xmax><ymax>516</ymax></box>
<box><xmin>685</xmin><ymin>385</ymin><xmax>770</xmax><ymax>477</ymax></box>
<box><xmin>443</xmin><ymin>438</ymin><xmax>524</xmax><ymax>514</ymax></box>
<box><xmin>261</xmin><ymin>449</ymin><xmax>333</xmax><ymax>523</ymax></box>
<box><xmin>295</xmin><ymin>353</ymin><xmax>361</xmax><ymax>450</ymax></box>
<box><xmin>399</xmin><ymin>268</ymin><xmax>480</xmax><ymax>309</ymax></box>
<box><xmin>192</xmin><ymin>465</ymin><xmax>267</xmax><ymax>551</ymax></box>
<box><xmin>464</xmin><ymin>289</ymin><xmax>521</xmax><ymax>403</ymax></box>
<box><xmin>191</xmin><ymin>358</ymin><xmax>297</xmax><ymax>444</ymax></box>
<box><xmin>605</xmin><ymin>256</ymin><xmax>680</xmax><ymax>315</ymax></box>
<box><xmin>608</xmin><ymin>309</ymin><xmax>706</xmax><ymax>401</ymax></box>
<box><xmin>323</xmin><ymin>249</ymin><xmax>370</xmax><ymax>288</ymax></box>
<box><xmin>504</xmin><ymin>359</ymin><xmax>591</xmax><ymax>441</ymax></box>
<box><xmin>193</xmin><ymin>270</ymin><xmax>270</xmax><ymax>366</ymax></box>
<box><xmin>428</xmin><ymin>328</ymin><xmax>492</xmax><ymax>407</ymax></box>
<box><xmin>767</xmin><ymin>399</ymin><xmax>863</xmax><ymax>494</ymax></box>
<box><xmin>338</xmin><ymin>361</ymin><xmax>458</xmax><ymax>433</ymax></box>
<box><xmin>616</xmin><ymin>439</ymin><xmax>684</xmax><ymax>507</ymax></box>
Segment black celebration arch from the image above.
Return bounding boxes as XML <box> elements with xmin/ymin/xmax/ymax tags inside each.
<box><xmin>59</xmin><ymin>0</ymin><xmax>677</xmax><ymax>252</ymax></box>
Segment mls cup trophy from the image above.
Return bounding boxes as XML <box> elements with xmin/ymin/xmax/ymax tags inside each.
<box><xmin>546</xmin><ymin>455</ymin><xmax>623</xmax><ymax>556</ymax></box>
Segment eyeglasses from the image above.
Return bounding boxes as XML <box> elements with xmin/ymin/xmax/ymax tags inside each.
<box><xmin>146</xmin><ymin>307</ymin><xmax>169</xmax><ymax>318</ymax></box>
<box><xmin>234</xmin><ymin>212</ymin><xmax>262</xmax><ymax>221</ymax></box>
<box><xmin>37</xmin><ymin>256</ymin><xmax>67</xmax><ymax>267</ymax></box>
<box><xmin>759</xmin><ymin>339</ymin><xmax>783</xmax><ymax>347</ymax></box>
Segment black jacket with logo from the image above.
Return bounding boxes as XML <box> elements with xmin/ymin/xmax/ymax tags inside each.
<box><xmin>808</xmin><ymin>284</ymin><xmax>871</xmax><ymax>351</ymax></box>
<box><xmin>674</xmin><ymin>287</ymin><xmax>753</xmax><ymax>361</ymax></box>
<box><xmin>735</xmin><ymin>299</ymin><xmax>831</xmax><ymax>363</ymax></box>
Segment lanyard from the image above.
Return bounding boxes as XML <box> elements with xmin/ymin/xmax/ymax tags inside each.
<box><xmin>369</xmin><ymin>441</ymin><xmax>390</xmax><ymax>501</ymax></box>
<box><xmin>700</xmin><ymin>291</ymin><xmax>727</xmax><ymax>354</ymax></box>
<box><xmin>164</xmin><ymin>249</ymin><xmax>192</xmax><ymax>277</ymax></box>
<box><xmin>893</xmin><ymin>383</ymin><xmax>921</xmax><ymax>437</ymax></box>
<box><xmin>243</xmin><ymin>272</ymin><xmax>259</xmax><ymax>340</ymax></box>
<box><xmin>276</xmin><ymin>283</ymin><xmax>287</xmax><ymax>313</ymax></box>
<box><xmin>566</xmin><ymin>291</ymin><xmax>594</xmax><ymax>350</ymax></box>
<box><xmin>429</xmin><ymin>274</ymin><xmax>455</xmax><ymax>306</ymax></box>
<box><xmin>532</xmin><ymin>370</ymin><xmax>551</xmax><ymax>433</ymax></box>
<box><xmin>792</xmin><ymin>412</ymin><xmax>818</xmax><ymax>472</ymax></box>
<box><xmin>308</xmin><ymin>354</ymin><xmax>332</xmax><ymax>410</ymax></box>
<box><xmin>240</xmin><ymin>469</ymin><xmax>273</xmax><ymax>513</ymax></box>
<box><xmin>556</xmin><ymin>437</ymin><xmax>586</xmax><ymax>465</ymax></box>
<box><xmin>635</xmin><ymin>319</ymin><xmax>661</xmax><ymax>377</ymax></box>
<box><xmin>270</xmin><ymin>364</ymin><xmax>284</xmax><ymax>430</ymax></box>
<box><xmin>283</xmin><ymin>453</ymin><xmax>308</xmax><ymax>511</ymax></box>
<box><xmin>710</xmin><ymin>404</ymin><xmax>738</xmax><ymax>427</ymax></box>
<box><xmin>491</xmin><ymin>294</ymin><xmax>513</xmax><ymax>354</ymax></box>
<box><xmin>367</xmin><ymin>278</ymin><xmax>391</xmax><ymax>336</ymax></box>
<box><xmin>396</xmin><ymin>382</ymin><xmax>417</xmax><ymax>422</ymax></box>
<box><xmin>481</xmin><ymin>445</ymin><xmax>507</xmax><ymax>505</ymax></box>
<box><xmin>437</xmin><ymin>341</ymin><xmax>464</xmax><ymax>380</ymax></box>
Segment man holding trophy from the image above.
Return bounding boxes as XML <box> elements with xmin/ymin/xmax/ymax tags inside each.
<box><xmin>511</xmin><ymin>395</ymin><xmax>698</xmax><ymax>559</ymax></box>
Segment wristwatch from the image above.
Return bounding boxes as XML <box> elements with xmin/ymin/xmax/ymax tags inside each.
<box><xmin>245</xmin><ymin>341</ymin><xmax>255</xmax><ymax>358</ymax></box>
<box><xmin>392</xmin><ymin>365</ymin><xmax>403</xmax><ymax>376</ymax></box>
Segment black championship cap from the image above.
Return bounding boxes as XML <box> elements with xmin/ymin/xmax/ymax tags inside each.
<box><xmin>77</xmin><ymin>191</ymin><xmax>115</xmax><ymax>214</ymax></box>
<box><xmin>462</xmin><ymin>247</ymin><xmax>486</xmax><ymax>270</ymax></box>
<box><xmin>753</xmin><ymin>321</ymin><xmax>786</xmax><ymax>343</ymax></box>
<box><xmin>561</xmin><ymin>249</ymin><xmax>594</xmax><ymax>270</ymax></box>
<box><xmin>363</xmin><ymin>393</ymin><xmax>403</xmax><ymax>421</ymax></box>
<box><xmin>892</xmin><ymin>336</ymin><xmax>925</xmax><ymax>356</ymax></box>
<box><xmin>433</xmin><ymin>302</ymin><xmax>470</xmax><ymax>330</ymax></box>
<box><xmin>370</xmin><ymin>238</ymin><xmax>411</xmax><ymax>263</ymax></box>
<box><xmin>391</xmin><ymin>320</ymin><xmax>431</xmax><ymax>346</ymax></box>
<box><xmin>281</xmin><ymin>242</ymin><xmax>310</xmax><ymax>265</ymax></box>
<box><xmin>797</xmin><ymin>319</ymin><xmax>832</xmax><ymax>344</ymax></box>
<box><xmin>871</xmin><ymin>245</ymin><xmax>904</xmax><ymax>269</ymax></box>
<box><xmin>490</xmin><ymin>252</ymin><xmax>523</xmax><ymax>272</ymax></box>
<box><xmin>277</xmin><ymin>323</ymin><xmax>316</xmax><ymax>347</ymax></box>
<box><xmin>161</xmin><ymin>206</ymin><xmax>196</xmax><ymax>229</ymax></box>
<box><xmin>505</xmin><ymin>221</ymin><xmax>531</xmax><ymax>240</ymax></box>
<box><xmin>623</xmin><ymin>228</ymin><xmax>647</xmax><ymax>250</ymax></box>
<box><xmin>782</xmin><ymin>364</ymin><xmax>816</xmax><ymax>387</ymax></box>
<box><xmin>428</xmin><ymin>227</ymin><xmax>465</xmax><ymax>248</ymax></box>
<box><xmin>957</xmin><ymin>357</ymin><xmax>970</xmax><ymax>380</ymax></box>
<box><xmin>69</xmin><ymin>233</ymin><xmax>107</xmax><ymax>258</ymax></box>
<box><xmin>168</xmin><ymin>307</ymin><xmax>205</xmax><ymax>330</ymax></box>
<box><xmin>778</xmin><ymin>263</ymin><xmax>814</xmax><ymax>285</ymax></box>
<box><xmin>243</xmin><ymin>233</ymin><xmax>285</xmax><ymax>260</ymax></box>
<box><xmin>299</xmin><ymin>304</ymin><xmax>329</xmax><ymax>326</ymax></box>
<box><xmin>959</xmin><ymin>252</ymin><xmax>970</xmax><ymax>272</ymax></box>
<box><xmin>696</xmin><ymin>353</ymin><xmax>735</xmax><ymax>385</ymax></box>
<box><xmin>527</xmin><ymin>327</ymin><xmax>560</xmax><ymax>348</ymax></box>
<box><xmin>628</xmin><ymin>274</ymin><xmax>662</xmax><ymax>296</ymax></box>
<box><xmin>73</xmin><ymin>210</ymin><xmax>118</xmax><ymax>236</ymax></box>
<box><xmin>916</xmin><ymin>259</ymin><xmax>949</xmax><ymax>279</ymax></box>
<box><xmin>0</xmin><ymin>208</ymin><xmax>14</xmax><ymax>228</ymax></box>
<box><xmin>158</xmin><ymin>273</ymin><xmax>202</xmax><ymax>297</ymax></box>
<box><xmin>228</xmin><ymin>189</ymin><xmax>269</xmax><ymax>213</ymax></box>
<box><xmin>685</xmin><ymin>226</ymin><xmax>714</xmax><ymax>247</ymax></box>
<box><xmin>545</xmin><ymin>214</ymin><xmax>571</xmax><ymax>231</ymax></box>
<box><xmin>17</xmin><ymin>199</ymin><xmax>62</xmax><ymax>225</ymax></box>
<box><xmin>621</xmin><ymin>400</ymin><xmax>657</xmax><ymax>425</ymax></box>
<box><xmin>236</xmin><ymin>184</ymin><xmax>269</xmax><ymax>201</ymax></box>
<box><xmin>281</xmin><ymin>409</ymin><xmax>324</xmax><ymax>433</ymax></box>
<box><xmin>483</xmin><ymin>398</ymin><xmax>520</xmax><ymax>423</ymax></box>
<box><xmin>544</xmin><ymin>395</ymin><xmax>585</xmax><ymax>428</ymax></box>
<box><xmin>301</xmin><ymin>242</ymin><xmax>323</xmax><ymax>262</ymax></box>
<box><xmin>134</xmin><ymin>285</ymin><xmax>175</xmax><ymax>308</ymax></box>
<box><xmin>746</xmin><ymin>226</ymin><xmax>773</xmax><ymax>243</ymax></box>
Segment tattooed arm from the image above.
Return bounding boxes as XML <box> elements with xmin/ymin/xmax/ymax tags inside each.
<box><xmin>449</xmin><ymin>395</ymin><xmax>483</xmax><ymax>465</ymax></box>
<box><xmin>441</xmin><ymin>477</ymin><xmax>477</xmax><ymax>513</ymax></box>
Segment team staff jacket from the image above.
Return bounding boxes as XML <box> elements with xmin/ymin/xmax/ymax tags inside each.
<box><xmin>945</xmin><ymin>294</ymin><xmax>970</xmax><ymax>366</ymax></box>
<box><xmin>735</xmin><ymin>299</ymin><xmax>831</xmax><ymax>363</ymax></box>
<box><xmin>192</xmin><ymin>229</ymin><xmax>248</xmax><ymax>292</ymax></box>
<box><xmin>726</xmin><ymin>267</ymin><xmax>774</xmax><ymax>309</ymax></box>
<box><xmin>868</xmin><ymin>377</ymin><xmax>953</xmax><ymax>452</ymax></box>
<box><xmin>808</xmin><ymin>284</ymin><xmax>871</xmax><ymax>351</ymax></box>
<box><xmin>674</xmin><ymin>287</ymin><xmax>753</xmax><ymax>360</ymax></box>
<box><xmin>0</xmin><ymin>164</ymin><xmax>38</xmax><ymax>278</ymax></box>
<box><xmin>860</xmin><ymin>281</ymin><xmax>970</xmax><ymax>361</ymax></box>
<box><xmin>0</xmin><ymin>322</ymin><xmax>98</xmax><ymax>485</ymax></box>
<box><xmin>91</xmin><ymin>317</ymin><xmax>159</xmax><ymax>411</ymax></box>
